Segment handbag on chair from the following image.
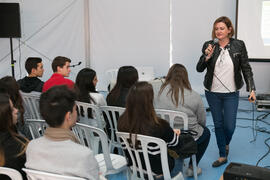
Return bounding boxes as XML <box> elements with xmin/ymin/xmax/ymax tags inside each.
<box><xmin>168</xmin><ymin>131</ymin><xmax>198</xmax><ymax>159</ymax></box>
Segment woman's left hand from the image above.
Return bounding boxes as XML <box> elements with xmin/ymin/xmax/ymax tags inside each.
<box><xmin>248</xmin><ymin>90</ymin><xmax>256</xmax><ymax>103</ymax></box>
<box><xmin>173</xmin><ymin>129</ymin><xmax>181</xmax><ymax>136</ymax></box>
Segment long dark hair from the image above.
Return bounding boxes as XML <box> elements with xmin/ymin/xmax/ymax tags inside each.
<box><xmin>118</xmin><ymin>82</ymin><xmax>161</xmax><ymax>136</ymax></box>
<box><xmin>106</xmin><ymin>66</ymin><xmax>138</xmax><ymax>105</ymax></box>
<box><xmin>159</xmin><ymin>64</ymin><xmax>192</xmax><ymax>107</ymax></box>
<box><xmin>0</xmin><ymin>76</ymin><xmax>25</xmax><ymax>124</ymax></box>
<box><xmin>75</xmin><ymin>68</ymin><xmax>97</xmax><ymax>104</ymax></box>
<box><xmin>0</xmin><ymin>93</ymin><xmax>28</xmax><ymax>165</ymax></box>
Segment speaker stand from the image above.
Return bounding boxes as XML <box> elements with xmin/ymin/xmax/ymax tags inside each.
<box><xmin>9</xmin><ymin>37</ymin><xmax>16</xmax><ymax>78</ymax></box>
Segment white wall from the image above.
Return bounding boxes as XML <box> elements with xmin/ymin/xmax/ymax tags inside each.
<box><xmin>171</xmin><ymin>0</ymin><xmax>236</xmax><ymax>94</ymax></box>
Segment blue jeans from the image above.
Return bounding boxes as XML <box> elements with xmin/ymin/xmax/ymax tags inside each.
<box><xmin>205</xmin><ymin>91</ymin><xmax>239</xmax><ymax>157</ymax></box>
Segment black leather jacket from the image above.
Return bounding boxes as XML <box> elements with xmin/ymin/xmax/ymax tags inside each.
<box><xmin>196</xmin><ymin>38</ymin><xmax>256</xmax><ymax>92</ymax></box>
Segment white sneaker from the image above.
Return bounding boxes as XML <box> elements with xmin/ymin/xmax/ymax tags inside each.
<box><xmin>185</xmin><ymin>167</ymin><xmax>202</xmax><ymax>177</ymax></box>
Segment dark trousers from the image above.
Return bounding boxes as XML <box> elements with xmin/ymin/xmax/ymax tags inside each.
<box><xmin>205</xmin><ymin>90</ymin><xmax>239</xmax><ymax>157</ymax></box>
<box><xmin>192</xmin><ymin>126</ymin><xmax>211</xmax><ymax>165</ymax></box>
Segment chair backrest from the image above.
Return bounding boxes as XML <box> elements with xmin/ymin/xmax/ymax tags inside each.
<box><xmin>156</xmin><ymin>109</ymin><xmax>197</xmax><ymax>179</ymax></box>
<box><xmin>99</xmin><ymin>106</ymin><xmax>125</xmax><ymax>152</ymax></box>
<box><xmin>75</xmin><ymin>101</ymin><xmax>104</xmax><ymax>129</ymax></box>
<box><xmin>116</xmin><ymin>132</ymin><xmax>183</xmax><ymax>180</ymax></box>
<box><xmin>155</xmin><ymin>109</ymin><xmax>188</xmax><ymax>130</ymax></box>
<box><xmin>20</xmin><ymin>91</ymin><xmax>41</xmax><ymax>119</ymax></box>
<box><xmin>0</xmin><ymin>167</ymin><xmax>23</xmax><ymax>180</ymax></box>
<box><xmin>24</xmin><ymin>119</ymin><xmax>47</xmax><ymax>139</ymax></box>
<box><xmin>72</xmin><ymin>123</ymin><xmax>115</xmax><ymax>171</ymax></box>
<box><xmin>23</xmin><ymin>168</ymin><xmax>86</xmax><ymax>180</ymax></box>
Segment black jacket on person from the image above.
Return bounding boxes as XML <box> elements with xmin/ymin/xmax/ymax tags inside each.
<box><xmin>196</xmin><ymin>38</ymin><xmax>256</xmax><ymax>92</ymax></box>
<box><xmin>0</xmin><ymin>131</ymin><xmax>27</xmax><ymax>180</ymax></box>
<box><xmin>118</xmin><ymin>119</ymin><xmax>180</xmax><ymax>175</ymax></box>
<box><xmin>17</xmin><ymin>76</ymin><xmax>44</xmax><ymax>93</ymax></box>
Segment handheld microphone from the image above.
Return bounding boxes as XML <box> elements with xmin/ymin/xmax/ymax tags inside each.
<box><xmin>205</xmin><ymin>38</ymin><xmax>219</xmax><ymax>56</ymax></box>
<box><xmin>69</xmin><ymin>61</ymin><xmax>82</xmax><ymax>68</ymax></box>
<box><xmin>212</xmin><ymin>38</ymin><xmax>219</xmax><ymax>46</ymax></box>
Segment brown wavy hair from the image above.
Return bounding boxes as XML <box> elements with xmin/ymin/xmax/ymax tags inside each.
<box><xmin>118</xmin><ymin>82</ymin><xmax>161</xmax><ymax>136</ymax></box>
<box><xmin>0</xmin><ymin>76</ymin><xmax>25</xmax><ymax>124</ymax></box>
<box><xmin>0</xmin><ymin>93</ymin><xmax>28</xmax><ymax>166</ymax></box>
<box><xmin>159</xmin><ymin>64</ymin><xmax>191</xmax><ymax>107</ymax></box>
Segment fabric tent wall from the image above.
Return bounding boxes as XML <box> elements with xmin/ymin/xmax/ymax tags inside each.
<box><xmin>0</xmin><ymin>0</ymin><xmax>267</xmax><ymax>94</ymax></box>
<box><xmin>0</xmin><ymin>0</ymin><xmax>85</xmax><ymax>82</ymax></box>
<box><xmin>89</xmin><ymin>0</ymin><xmax>170</xmax><ymax>91</ymax></box>
<box><xmin>89</xmin><ymin>0</ymin><xmax>237</xmax><ymax>92</ymax></box>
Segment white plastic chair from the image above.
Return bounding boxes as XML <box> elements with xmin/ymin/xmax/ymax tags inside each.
<box><xmin>24</xmin><ymin>119</ymin><xmax>47</xmax><ymax>139</ymax></box>
<box><xmin>20</xmin><ymin>91</ymin><xmax>41</xmax><ymax>119</ymax></box>
<box><xmin>75</xmin><ymin>101</ymin><xmax>105</xmax><ymax>129</ymax></box>
<box><xmin>22</xmin><ymin>168</ymin><xmax>86</xmax><ymax>180</ymax></box>
<box><xmin>0</xmin><ymin>167</ymin><xmax>23</xmax><ymax>180</ymax></box>
<box><xmin>155</xmin><ymin>109</ymin><xmax>188</xmax><ymax>130</ymax></box>
<box><xmin>116</xmin><ymin>132</ymin><xmax>184</xmax><ymax>180</ymax></box>
<box><xmin>72</xmin><ymin>123</ymin><xmax>128</xmax><ymax>177</ymax></box>
<box><xmin>99</xmin><ymin>106</ymin><xmax>125</xmax><ymax>153</ymax></box>
<box><xmin>155</xmin><ymin>109</ymin><xmax>197</xmax><ymax>180</ymax></box>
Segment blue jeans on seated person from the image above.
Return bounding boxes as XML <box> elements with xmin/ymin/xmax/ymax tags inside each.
<box><xmin>205</xmin><ymin>90</ymin><xmax>239</xmax><ymax>157</ymax></box>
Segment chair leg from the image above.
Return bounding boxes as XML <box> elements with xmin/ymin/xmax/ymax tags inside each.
<box><xmin>126</xmin><ymin>168</ymin><xmax>132</xmax><ymax>180</ymax></box>
<box><xmin>191</xmin><ymin>155</ymin><xmax>198</xmax><ymax>180</ymax></box>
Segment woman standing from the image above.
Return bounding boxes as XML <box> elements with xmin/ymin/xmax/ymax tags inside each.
<box><xmin>118</xmin><ymin>82</ymin><xmax>183</xmax><ymax>178</ymax></box>
<box><xmin>0</xmin><ymin>93</ymin><xmax>28</xmax><ymax>180</ymax></box>
<box><xmin>156</xmin><ymin>64</ymin><xmax>210</xmax><ymax>176</ymax></box>
<box><xmin>196</xmin><ymin>16</ymin><xmax>256</xmax><ymax>167</ymax></box>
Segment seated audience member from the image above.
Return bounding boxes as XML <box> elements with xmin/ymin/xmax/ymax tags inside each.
<box><xmin>25</xmin><ymin>86</ymin><xmax>99</xmax><ymax>179</ymax></box>
<box><xmin>0</xmin><ymin>93</ymin><xmax>28</xmax><ymax>180</ymax></box>
<box><xmin>75</xmin><ymin>68</ymin><xmax>106</xmax><ymax>106</ymax></box>
<box><xmin>0</xmin><ymin>76</ymin><xmax>30</xmax><ymax>139</ymax></box>
<box><xmin>106</xmin><ymin>66</ymin><xmax>138</xmax><ymax>107</ymax></box>
<box><xmin>42</xmin><ymin>56</ymin><xmax>74</xmax><ymax>92</ymax></box>
<box><xmin>17</xmin><ymin>57</ymin><xmax>44</xmax><ymax>93</ymax></box>
<box><xmin>155</xmin><ymin>64</ymin><xmax>210</xmax><ymax>176</ymax></box>
<box><xmin>118</xmin><ymin>82</ymin><xmax>183</xmax><ymax>178</ymax></box>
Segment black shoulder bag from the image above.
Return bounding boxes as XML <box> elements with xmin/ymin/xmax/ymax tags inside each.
<box><xmin>168</xmin><ymin>130</ymin><xmax>198</xmax><ymax>159</ymax></box>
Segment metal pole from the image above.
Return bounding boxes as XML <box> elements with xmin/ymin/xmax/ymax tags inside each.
<box><xmin>10</xmin><ymin>37</ymin><xmax>15</xmax><ymax>78</ymax></box>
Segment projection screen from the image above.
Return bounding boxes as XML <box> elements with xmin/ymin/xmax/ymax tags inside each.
<box><xmin>237</xmin><ymin>0</ymin><xmax>270</xmax><ymax>61</ymax></box>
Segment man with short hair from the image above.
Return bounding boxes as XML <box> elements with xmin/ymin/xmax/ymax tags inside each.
<box><xmin>25</xmin><ymin>86</ymin><xmax>99</xmax><ymax>179</ymax></box>
<box><xmin>42</xmin><ymin>56</ymin><xmax>74</xmax><ymax>92</ymax></box>
<box><xmin>17</xmin><ymin>57</ymin><xmax>44</xmax><ymax>92</ymax></box>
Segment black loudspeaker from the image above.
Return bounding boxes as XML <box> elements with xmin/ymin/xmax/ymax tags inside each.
<box><xmin>224</xmin><ymin>162</ymin><xmax>270</xmax><ymax>180</ymax></box>
<box><xmin>0</xmin><ymin>3</ymin><xmax>21</xmax><ymax>38</ymax></box>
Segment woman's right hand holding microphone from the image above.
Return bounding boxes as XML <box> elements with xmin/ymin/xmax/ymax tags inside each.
<box><xmin>205</xmin><ymin>44</ymin><xmax>215</xmax><ymax>62</ymax></box>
